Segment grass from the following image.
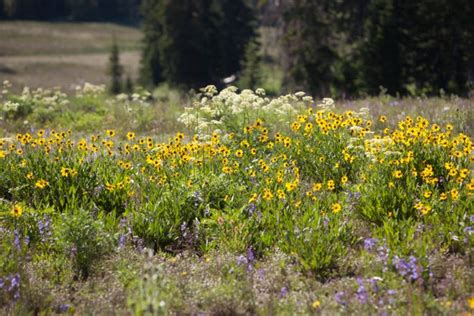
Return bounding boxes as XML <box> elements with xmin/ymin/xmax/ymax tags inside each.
<box><xmin>0</xmin><ymin>21</ymin><xmax>142</xmax><ymax>92</ymax></box>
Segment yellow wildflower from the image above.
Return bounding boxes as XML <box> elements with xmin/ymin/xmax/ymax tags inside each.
<box><xmin>327</xmin><ymin>180</ymin><xmax>335</xmax><ymax>190</ymax></box>
<box><xmin>35</xmin><ymin>179</ymin><xmax>49</xmax><ymax>189</ymax></box>
<box><xmin>312</xmin><ymin>300</ymin><xmax>321</xmax><ymax>309</ymax></box>
<box><xmin>393</xmin><ymin>170</ymin><xmax>403</xmax><ymax>178</ymax></box>
<box><xmin>10</xmin><ymin>204</ymin><xmax>23</xmax><ymax>218</ymax></box>
<box><xmin>127</xmin><ymin>132</ymin><xmax>136</xmax><ymax>140</ymax></box>
<box><xmin>331</xmin><ymin>203</ymin><xmax>342</xmax><ymax>213</ymax></box>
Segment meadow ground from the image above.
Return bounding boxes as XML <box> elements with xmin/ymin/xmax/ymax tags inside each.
<box><xmin>0</xmin><ymin>21</ymin><xmax>141</xmax><ymax>92</ymax></box>
<box><xmin>0</xmin><ymin>22</ymin><xmax>473</xmax><ymax>316</ymax></box>
<box><xmin>0</xmin><ymin>83</ymin><xmax>473</xmax><ymax>314</ymax></box>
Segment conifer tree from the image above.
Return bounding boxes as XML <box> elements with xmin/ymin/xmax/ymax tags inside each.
<box><xmin>125</xmin><ymin>74</ymin><xmax>134</xmax><ymax>94</ymax></box>
<box><xmin>108</xmin><ymin>39</ymin><xmax>123</xmax><ymax>94</ymax></box>
<box><xmin>139</xmin><ymin>0</ymin><xmax>256</xmax><ymax>88</ymax></box>
<box><xmin>282</xmin><ymin>0</ymin><xmax>340</xmax><ymax>96</ymax></box>
<box><xmin>139</xmin><ymin>0</ymin><xmax>163</xmax><ymax>87</ymax></box>
<box><xmin>238</xmin><ymin>38</ymin><xmax>262</xmax><ymax>90</ymax></box>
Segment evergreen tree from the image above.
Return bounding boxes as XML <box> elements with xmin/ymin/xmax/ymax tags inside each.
<box><xmin>139</xmin><ymin>0</ymin><xmax>256</xmax><ymax>88</ymax></box>
<box><xmin>282</xmin><ymin>0</ymin><xmax>340</xmax><ymax>96</ymax></box>
<box><xmin>360</xmin><ymin>0</ymin><xmax>401</xmax><ymax>95</ymax></box>
<box><xmin>125</xmin><ymin>74</ymin><xmax>134</xmax><ymax>94</ymax></box>
<box><xmin>108</xmin><ymin>40</ymin><xmax>124</xmax><ymax>94</ymax></box>
<box><xmin>139</xmin><ymin>0</ymin><xmax>163</xmax><ymax>86</ymax></box>
<box><xmin>361</xmin><ymin>0</ymin><xmax>474</xmax><ymax>95</ymax></box>
<box><xmin>238</xmin><ymin>38</ymin><xmax>262</xmax><ymax>90</ymax></box>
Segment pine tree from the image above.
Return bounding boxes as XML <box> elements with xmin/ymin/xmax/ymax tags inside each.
<box><xmin>238</xmin><ymin>38</ymin><xmax>262</xmax><ymax>90</ymax></box>
<box><xmin>139</xmin><ymin>0</ymin><xmax>256</xmax><ymax>88</ymax></box>
<box><xmin>125</xmin><ymin>74</ymin><xmax>134</xmax><ymax>94</ymax></box>
<box><xmin>360</xmin><ymin>0</ymin><xmax>401</xmax><ymax>95</ymax></box>
<box><xmin>139</xmin><ymin>0</ymin><xmax>163</xmax><ymax>87</ymax></box>
<box><xmin>108</xmin><ymin>39</ymin><xmax>123</xmax><ymax>94</ymax></box>
<box><xmin>360</xmin><ymin>0</ymin><xmax>474</xmax><ymax>95</ymax></box>
<box><xmin>282</xmin><ymin>0</ymin><xmax>340</xmax><ymax>96</ymax></box>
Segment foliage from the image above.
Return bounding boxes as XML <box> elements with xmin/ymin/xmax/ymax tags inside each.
<box><xmin>139</xmin><ymin>0</ymin><xmax>257</xmax><ymax>88</ymax></box>
<box><xmin>55</xmin><ymin>209</ymin><xmax>113</xmax><ymax>277</ymax></box>
<box><xmin>0</xmin><ymin>84</ymin><xmax>473</xmax><ymax>313</ymax></box>
<box><xmin>238</xmin><ymin>38</ymin><xmax>262</xmax><ymax>90</ymax></box>
<box><xmin>280</xmin><ymin>0</ymin><xmax>474</xmax><ymax>97</ymax></box>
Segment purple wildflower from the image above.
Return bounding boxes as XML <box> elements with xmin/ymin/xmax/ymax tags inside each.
<box><xmin>370</xmin><ymin>277</ymin><xmax>381</xmax><ymax>293</ymax></box>
<box><xmin>247</xmin><ymin>203</ymin><xmax>256</xmax><ymax>216</ymax></box>
<box><xmin>393</xmin><ymin>255</ymin><xmax>421</xmax><ymax>281</ymax></box>
<box><xmin>356</xmin><ymin>278</ymin><xmax>369</xmax><ymax>304</ymax></box>
<box><xmin>132</xmin><ymin>236</ymin><xmax>144</xmax><ymax>251</ymax></box>
<box><xmin>180</xmin><ymin>222</ymin><xmax>188</xmax><ymax>237</ymax></box>
<box><xmin>237</xmin><ymin>247</ymin><xmax>256</xmax><ymax>271</ymax></box>
<box><xmin>8</xmin><ymin>273</ymin><xmax>20</xmax><ymax>292</ymax></box>
<box><xmin>14</xmin><ymin>229</ymin><xmax>21</xmax><ymax>250</ymax></box>
<box><xmin>58</xmin><ymin>304</ymin><xmax>71</xmax><ymax>313</ymax></box>
<box><xmin>70</xmin><ymin>245</ymin><xmax>77</xmax><ymax>257</ymax></box>
<box><xmin>364</xmin><ymin>238</ymin><xmax>378</xmax><ymax>251</ymax></box>
<box><xmin>38</xmin><ymin>216</ymin><xmax>52</xmax><ymax>242</ymax></box>
<box><xmin>247</xmin><ymin>247</ymin><xmax>255</xmax><ymax>262</ymax></box>
<box><xmin>387</xmin><ymin>289</ymin><xmax>397</xmax><ymax>304</ymax></box>
<box><xmin>119</xmin><ymin>217</ymin><xmax>128</xmax><ymax>228</ymax></box>
<box><xmin>118</xmin><ymin>234</ymin><xmax>126</xmax><ymax>248</ymax></box>
<box><xmin>39</xmin><ymin>220</ymin><xmax>44</xmax><ymax>236</ymax></box>
<box><xmin>335</xmin><ymin>291</ymin><xmax>346</xmax><ymax>306</ymax></box>
<box><xmin>393</xmin><ymin>256</ymin><xmax>410</xmax><ymax>277</ymax></box>
<box><xmin>237</xmin><ymin>255</ymin><xmax>248</xmax><ymax>266</ymax></box>
<box><xmin>323</xmin><ymin>217</ymin><xmax>329</xmax><ymax>227</ymax></box>
<box><xmin>280</xmin><ymin>286</ymin><xmax>288</xmax><ymax>298</ymax></box>
<box><xmin>376</xmin><ymin>245</ymin><xmax>389</xmax><ymax>266</ymax></box>
<box><xmin>409</xmin><ymin>256</ymin><xmax>422</xmax><ymax>281</ymax></box>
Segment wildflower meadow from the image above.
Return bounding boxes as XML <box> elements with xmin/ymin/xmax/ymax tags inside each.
<box><xmin>0</xmin><ymin>82</ymin><xmax>473</xmax><ymax>314</ymax></box>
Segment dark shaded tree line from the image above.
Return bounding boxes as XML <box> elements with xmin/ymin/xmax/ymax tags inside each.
<box><xmin>280</xmin><ymin>0</ymin><xmax>474</xmax><ymax>96</ymax></box>
<box><xmin>140</xmin><ymin>0</ymin><xmax>473</xmax><ymax>96</ymax></box>
<box><xmin>0</xmin><ymin>0</ymin><xmax>141</xmax><ymax>22</ymax></box>
<box><xmin>139</xmin><ymin>0</ymin><xmax>257</xmax><ymax>89</ymax></box>
<box><xmin>2</xmin><ymin>0</ymin><xmax>473</xmax><ymax>96</ymax></box>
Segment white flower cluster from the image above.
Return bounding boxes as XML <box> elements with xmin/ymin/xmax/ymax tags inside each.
<box><xmin>178</xmin><ymin>86</ymin><xmax>314</xmax><ymax>136</ymax></box>
<box><xmin>3</xmin><ymin>100</ymin><xmax>20</xmax><ymax>113</ymax></box>
<box><xmin>1</xmin><ymin>80</ymin><xmax>12</xmax><ymax>96</ymax></box>
<box><xmin>19</xmin><ymin>87</ymin><xmax>69</xmax><ymax>107</ymax></box>
<box><xmin>316</xmin><ymin>97</ymin><xmax>335</xmax><ymax>111</ymax></box>
<box><xmin>1</xmin><ymin>85</ymin><xmax>70</xmax><ymax>119</ymax></box>
<box><xmin>75</xmin><ymin>82</ymin><xmax>106</xmax><ymax>97</ymax></box>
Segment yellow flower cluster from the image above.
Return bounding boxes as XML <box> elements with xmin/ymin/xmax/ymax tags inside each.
<box><xmin>0</xmin><ymin>107</ymin><xmax>472</xmax><ymax>221</ymax></box>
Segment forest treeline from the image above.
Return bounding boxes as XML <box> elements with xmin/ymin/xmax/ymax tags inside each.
<box><xmin>0</xmin><ymin>0</ymin><xmax>141</xmax><ymax>22</ymax></box>
<box><xmin>2</xmin><ymin>0</ymin><xmax>474</xmax><ymax>97</ymax></box>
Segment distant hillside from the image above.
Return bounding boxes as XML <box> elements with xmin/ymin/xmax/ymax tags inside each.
<box><xmin>0</xmin><ymin>21</ymin><xmax>142</xmax><ymax>91</ymax></box>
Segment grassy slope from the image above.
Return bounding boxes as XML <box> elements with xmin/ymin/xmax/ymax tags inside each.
<box><xmin>0</xmin><ymin>21</ymin><xmax>142</xmax><ymax>91</ymax></box>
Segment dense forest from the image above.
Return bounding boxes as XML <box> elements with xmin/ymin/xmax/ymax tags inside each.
<box><xmin>1</xmin><ymin>0</ymin><xmax>474</xmax><ymax>97</ymax></box>
<box><xmin>0</xmin><ymin>0</ymin><xmax>141</xmax><ymax>22</ymax></box>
